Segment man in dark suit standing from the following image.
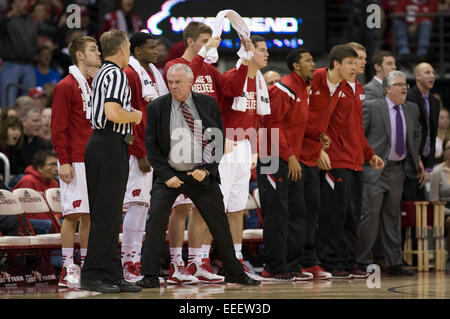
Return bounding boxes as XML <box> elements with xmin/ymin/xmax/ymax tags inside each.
<box><xmin>137</xmin><ymin>63</ymin><xmax>259</xmax><ymax>288</ymax></box>
<box><xmin>357</xmin><ymin>70</ymin><xmax>421</xmax><ymax>276</ymax></box>
<box><xmin>363</xmin><ymin>51</ymin><xmax>396</xmax><ymax>102</ymax></box>
<box><xmin>404</xmin><ymin>62</ymin><xmax>439</xmax><ymax>200</ymax></box>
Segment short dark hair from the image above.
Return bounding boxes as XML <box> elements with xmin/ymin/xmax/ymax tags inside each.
<box><xmin>68</xmin><ymin>35</ymin><xmax>98</xmax><ymax>65</ymax></box>
<box><xmin>372</xmin><ymin>50</ymin><xmax>394</xmax><ymax>69</ymax></box>
<box><xmin>328</xmin><ymin>44</ymin><xmax>358</xmax><ymax>70</ymax></box>
<box><xmin>32</xmin><ymin>150</ymin><xmax>56</xmax><ymax>171</ymax></box>
<box><xmin>286</xmin><ymin>48</ymin><xmax>310</xmax><ymax>71</ymax></box>
<box><xmin>250</xmin><ymin>35</ymin><xmax>266</xmax><ymax>47</ymax></box>
<box><xmin>100</xmin><ymin>29</ymin><xmax>128</xmax><ymax>58</ymax></box>
<box><xmin>183</xmin><ymin>22</ymin><xmax>212</xmax><ymax>47</ymax></box>
<box><xmin>0</xmin><ymin>116</ymin><xmax>24</xmax><ymax>150</ymax></box>
<box><xmin>129</xmin><ymin>32</ymin><xmax>154</xmax><ymax>56</ymax></box>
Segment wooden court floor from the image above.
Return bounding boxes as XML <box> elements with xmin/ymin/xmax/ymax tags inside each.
<box><xmin>1</xmin><ymin>270</ymin><xmax>449</xmax><ymax>300</ymax></box>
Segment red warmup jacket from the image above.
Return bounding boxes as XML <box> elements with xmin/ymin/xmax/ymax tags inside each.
<box><xmin>394</xmin><ymin>0</ymin><xmax>440</xmax><ymax>24</ymax></box>
<box><xmin>13</xmin><ymin>166</ymin><xmax>59</xmax><ymax>219</ymax></box>
<box><xmin>164</xmin><ymin>55</ymin><xmax>248</xmax><ymax>101</ymax></box>
<box><xmin>260</xmin><ymin>71</ymin><xmax>321</xmax><ymax>163</ymax></box>
<box><xmin>51</xmin><ymin>74</ymin><xmax>93</xmax><ymax>165</ymax></box>
<box><xmin>325</xmin><ymin>80</ymin><xmax>375</xmax><ymax>171</ymax></box>
<box><xmin>123</xmin><ymin>66</ymin><xmax>158</xmax><ymax>159</ymax></box>
<box><xmin>300</xmin><ymin>68</ymin><xmax>344</xmax><ymax>167</ymax></box>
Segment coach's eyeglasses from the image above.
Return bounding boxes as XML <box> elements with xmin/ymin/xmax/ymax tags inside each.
<box><xmin>392</xmin><ymin>82</ymin><xmax>410</xmax><ymax>89</ymax></box>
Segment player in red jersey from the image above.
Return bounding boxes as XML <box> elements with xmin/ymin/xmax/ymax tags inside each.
<box><xmin>51</xmin><ymin>36</ymin><xmax>101</xmax><ymax>287</ymax></box>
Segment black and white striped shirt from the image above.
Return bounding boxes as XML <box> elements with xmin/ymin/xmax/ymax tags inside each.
<box><xmin>89</xmin><ymin>61</ymin><xmax>132</xmax><ymax>135</ymax></box>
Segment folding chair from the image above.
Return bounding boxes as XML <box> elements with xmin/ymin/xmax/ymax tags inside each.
<box><xmin>43</xmin><ymin>188</ymin><xmax>62</xmax><ymax>233</ymax></box>
<box><xmin>12</xmin><ymin>189</ymin><xmax>61</xmax><ymax>255</ymax></box>
<box><xmin>432</xmin><ymin>201</ymin><xmax>446</xmax><ymax>271</ymax></box>
<box><xmin>0</xmin><ymin>190</ymin><xmax>32</xmax><ymax>264</ymax></box>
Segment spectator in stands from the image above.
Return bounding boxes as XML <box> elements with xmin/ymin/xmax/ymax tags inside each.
<box><xmin>39</xmin><ymin>107</ymin><xmax>51</xmax><ymax>141</ymax></box>
<box><xmin>28</xmin><ymin>86</ymin><xmax>49</xmax><ymax>111</ymax></box>
<box><xmin>0</xmin><ymin>116</ymin><xmax>25</xmax><ymax>183</ymax></box>
<box><xmin>263</xmin><ymin>70</ymin><xmax>281</xmax><ymax>87</ymax></box>
<box><xmin>19</xmin><ymin>105</ymin><xmax>44</xmax><ymax>169</ymax></box>
<box><xmin>0</xmin><ymin>106</ymin><xmax>19</xmax><ymax>123</ymax></box>
<box><xmin>34</xmin><ymin>46</ymin><xmax>62</xmax><ymax>88</ymax></box>
<box><xmin>12</xmin><ymin>150</ymin><xmax>58</xmax><ymax>234</ymax></box>
<box><xmin>430</xmin><ymin>135</ymin><xmax>450</xmax><ymax>259</ymax></box>
<box><xmin>0</xmin><ymin>0</ymin><xmax>55</xmax><ymax>107</ymax></box>
<box><xmin>98</xmin><ymin>0</ymin><xmax>142</xmax><ymax>39</ymax></box>
<box><xmin>435</xmin><ymin>107</ymin><xmax>450</xmax><ymax>164</ymax></box>
<box><xmin>13</xmin><ymin>96</ymin><xmax>36</xmax><ymax>116</ymax></box>
<box><xmin>393</xmin><ymin>0</ymin><xmax>440</xmax><ymax>63</ymax></box>
<box><xmin>364</xmin><ymin>51</ymin><xmax>397</xmax><ymax>102</ymax></box>
<box><xmin>404</xmin><ymin>62</ymin><xmax>440</xmax><ymax>200</ymax></box>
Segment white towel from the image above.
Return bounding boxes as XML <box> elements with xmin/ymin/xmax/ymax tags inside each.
<box><xmin>128</xmin><ymin>56</ymin><xmax>169</xmax><ymax>102</ymax></box>
<box><xmin>231</xmin><ymin>60</ymin><xmax>271</xmax><ymax>116</ymax></box>
<box><xmin>69</xmin><ymin>65</ymin><xmax>92</xmax><ymax>119</ymax></box>
<box><xmin>203</xmin><ymin>9</ymin><xmax>254</xmax><ymax>64</ymax></box>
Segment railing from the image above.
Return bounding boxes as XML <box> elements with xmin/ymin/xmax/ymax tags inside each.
<box><xmin>0</xmin><ymin>152</ymin><xmax>10</xmax><ymax>187</ymax></box>
<box><xmin>389</xmin><ymin>11</ymin><xmax>450</xmax><ymax>79</ymax></box>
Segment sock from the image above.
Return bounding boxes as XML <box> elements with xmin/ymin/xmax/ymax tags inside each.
<box><xmin>80</xmin><ymin>248</ymin><xmax>87</xmax><ymax>268</ymax></box>
<box><xmin>121</xmin><ymin>244</ymin><xmax>134</xmax><ymax>265</ymax></box>
<box><xmin>170</xmin><ymin>247</ymin><xmax>184</xmax><ymax>266</ymax></box>
<box><xmin>62</xmin><ymin>248</ymin><xmax>74</xmax><ymax>267</ymax></box>
<box><xmin>234</xmin><ymin>243</ymin><xmax>243</xmax><ymax>260</ymax></box>
<box><xmin>188</xmin><ymin>247</ymin><xmax>202</xmax><ymax>264</ymax></box>
<box><xmin>201</xmin><ymin>244</ymin><xmax>211</xmax><ymax>261</ymax></box>
<box><xmin>122</xmin><ymin>204</ymin><xmax>148</xmax><ymax>266</ymax></box>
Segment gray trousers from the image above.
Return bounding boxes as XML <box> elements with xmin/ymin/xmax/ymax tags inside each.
<box><xmin>357</xmin><ymin>162</ymin><xmax>405</xmax><ymax>267</ymax></box>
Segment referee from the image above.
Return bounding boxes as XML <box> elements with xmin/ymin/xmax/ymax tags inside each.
<box><xmin>80</xmin><ymin>29</ymin><xmax>142</xmax><ymax>293</ymax></box>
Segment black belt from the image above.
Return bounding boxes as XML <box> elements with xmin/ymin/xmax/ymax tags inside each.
<box><xmin>387</xmin><ymin>160</ymin><xmax>404</xmax><ymax>166</ymax></box>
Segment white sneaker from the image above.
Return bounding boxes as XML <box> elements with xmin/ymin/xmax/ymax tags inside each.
<box><xmin>186</xmin><ymin>261</ymin><xmax>224</xmax><ymax>283</ymax></box>
<box><xmin>123</xmin><ymin>261</ymin><xmax>143</xmax><ymax>283</ymax></box>
<box><xmin>239</xmin><ymin>259</ymin><xmax>263</xmax><ymax>281</ymax></box>
<box><xmin>167</xmin><ymin>262</ymin><xmax>199</xmax><ymax>285</ymax></box>
<box><xmin>59</xmin><ymin>264</ymin><xmax>81</xmax><ymax>288</ymax></box>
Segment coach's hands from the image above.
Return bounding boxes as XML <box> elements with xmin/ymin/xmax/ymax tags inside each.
<box><xmin>288</xmin><ymin>155</ymin><xmax>302</xmax><ymax>182</ymax></box>
<box><xmin>165</xmin><ymin>176</ymin><xmax>184</xmax><ymax>188</ymax></box>
<box><xmin>59</xmin><ymin>163</ymin><xmax>74</xmax><ymax>184</ymax></box>
<box><xmin>205</xmin><ymin>37</ymin><xmax>221</xmax><ymax>51</ymax></box>
<box><xmin>187</xmin><ymin>169</ymin><xmax>208</xmax><ymax>182</ymax></box>
<box><xmin>138</xmin><ymin>157</ymin><xmax>152</xmax><ymax>174</ymax></box>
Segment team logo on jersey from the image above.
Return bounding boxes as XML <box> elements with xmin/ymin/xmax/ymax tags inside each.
<box><xmin>73</xmin><ymin>200</ymin><xmax>82</xmax><ymax>209</ymax></box>
<box><xmin>296</xmin><ymin>97</ymin><xmax>301</xmax><ymax>102</ymax></box>
<box><xmin>360</xmin><ymin>94</ymin><xmax>365</xmax><ymax>101</ymax></box>
<box><xmin>132</xmin><ymin>189</ymin><xmax>141</xmax><ymax>197</ymax></box>
<box><xmin>315</xmin><ymin>90</ymin><xmax>320</xmax><ymax>95</ymax></box>
<box><xmin>338</xmin><ymin>91</ymin><xmax>346</xmax><ymax>98</ymax></box>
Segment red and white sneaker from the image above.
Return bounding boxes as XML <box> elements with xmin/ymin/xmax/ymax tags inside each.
<box><xmin>167</xmin><ymin>262</ymin><xmax>200</xmax><ymax>285</ymax></box>
<box><xmin>123</xmin><ymin>261</ymin><xmax>143</xmax><ymax>283</ymax></box>
<box><xmin>289</xmin><ymin>270</ymin><xmax>313</xmax><ymax>281</ymax></box>
<box><xmin>260</xmin><ymin>269</ymin><xmax>295</xmax><ymax>282</ymax></box>
<box><xmin>303</xmin><ymin>265</ymin><xmax>332</xmax><ymax>280</ymax></box>
<box><xmin>238</xmin><ymin>259</ymin><xmax>263</xmax><ymax>281</ymax></box>
<box><xmin>187</xmin><ymin>261</ymin><xmax>224</xmax><ymax>283</ymax></box>
<box><xmin>58</xmin><ymin>264</ymin><xmax>81</xmax><ymax>288</ymax></box>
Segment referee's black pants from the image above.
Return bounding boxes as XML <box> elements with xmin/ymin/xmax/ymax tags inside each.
<box><xmin>140</xmin><ymin>172</ymin><xmax>244</xmax><ymax>278</ymax></box>
<box><xmin>256</xmin><ymin>159</ymin><xmax>307</xmax><ymax>274</ymax></box>
<box><xmin>316</xmin><ymin>168</ymin><xmax>363</xmax><ymax>271</ymax></box>
<box><xmin>81</xmin><ymin>130</ymin><xmax>129</xmax><ymax>282</ymax></box>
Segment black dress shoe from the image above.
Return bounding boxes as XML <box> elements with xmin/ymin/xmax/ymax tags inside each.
<box><xmin>113</xmin><ymin>279</ymin><xmax>142</xmax><ymax>292</ymax></box>
<box><xmin>387</xmin><ymin>265</ymin><xmax>415</xmax><ymax>276</ymax></box>
<box><xmin>80</xmin><ymin>280</ymin><xmax>120</xmax><ymax>293</ymax></box>
<box><xmin>225</xmin><ymin>273</ymin><xmax>260</xmax><ymax>285</ymax></box>
<box><xmin>136</xmin><ymin>275</ymin><xmax>160</xmax><ymax>288</ymax></box>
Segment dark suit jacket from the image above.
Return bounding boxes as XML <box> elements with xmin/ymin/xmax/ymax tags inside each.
<box><xmin>406</xmin><ymin>85</ymin><xmax>440</xmax><ymax>170</ymax></box>
<box><xmin>362</xmin><ymin>97</ymin><xmax>421</xmax><ymax>183</ymax></box>
<box><xmin>145</xmin><ymin>91</ymin><xmax>224</xmax><ymax>184</ymax></box>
